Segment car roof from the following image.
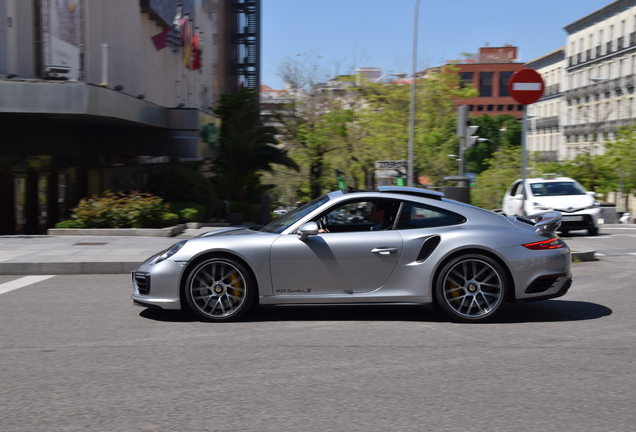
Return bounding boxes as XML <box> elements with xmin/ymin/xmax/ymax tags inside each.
<box><xmin>341</xmin><ymin>186</ymin><xmax>444</xmax><ymax>201</ymax></box>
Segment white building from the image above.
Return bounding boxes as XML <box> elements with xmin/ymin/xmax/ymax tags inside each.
<box><xmin>562</xmin><ymin>0</ymin><xmax>636</xmax><ymax>158</ymax></box>
<box><xmin>526</xmin><ymin>47</ymin><xmax>565</xmax><ymax>161</ymax></box>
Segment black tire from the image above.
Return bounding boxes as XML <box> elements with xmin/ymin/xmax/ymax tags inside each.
<box><xmin>184</xmin><ymin>257</ymin><xmax>255</xmax><ymax>322</ymax></box>
<box><xmin>436</xmin><ymin>254</ymin><xmax>508</xmax><ymax>323</ymax></box>
<box><xmin>588</xmin><ymin>227</ymin><xmax>599</xmax><ymax>236</ymax></box>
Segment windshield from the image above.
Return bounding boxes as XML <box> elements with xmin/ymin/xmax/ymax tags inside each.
<box><xmin>530</xmin><ymin>181</ymin><xmax>587</xmax><ymax>197</ymax></box>
<box><xmin>260</xmin><ymin>195</ymin><xmax>331</xmax><ymax>234</ymax></box>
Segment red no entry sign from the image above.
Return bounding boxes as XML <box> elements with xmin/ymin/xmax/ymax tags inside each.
<box><xmin>508</xmin><ymin>68</ymin><xmax>545</xmax><ymax>105</ymax></box>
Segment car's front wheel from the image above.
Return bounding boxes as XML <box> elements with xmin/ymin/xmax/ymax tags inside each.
<box><xmin>185</xmin><ymin>257</ymin><xmax>254</xmax><ymax>322</ymax></box>
<box><xmin>436</xmin><ymin>254</ymin><xmax>508</xmax><ymax>323</ymax></box>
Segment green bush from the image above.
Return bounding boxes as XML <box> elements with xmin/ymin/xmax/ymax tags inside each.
<box><xmin>68</xmin><ymin>191</ymin><xmax>172</xmax><ymax>228</ymax></box>
<box><xmin>179</xmin><ymin>208</ymin><xmax>199</xmax><ymax>222</ymax></box>
<box><xmin>162</xmin><ymin>212</ymin><xmax>180</xmax><ymax>226</ymax></box>
<box><xmin>54</xmin><ymin>219</ymin><xmax>86</xmax><ymax>228</ymax></box>
<box><xmin>168</xmin><ymin>202</ymin><xmax>206</xmax><ymax>222</ymax></box>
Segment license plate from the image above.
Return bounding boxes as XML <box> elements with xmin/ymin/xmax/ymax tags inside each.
<box><xmin>562</xmin><ymin>216</ymin><xmax>583</xmax><ymax>221</ymax></box>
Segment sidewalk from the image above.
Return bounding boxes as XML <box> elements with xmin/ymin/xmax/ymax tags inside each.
<box><xmin>0</xmin><ymin>227</ymin><xmax>227</xmax><ymax>275</ymax></box>
<box><xmin>1</xmin><ymin>224</ymin><xmax>633</xmax><ymax>275</ymax></box>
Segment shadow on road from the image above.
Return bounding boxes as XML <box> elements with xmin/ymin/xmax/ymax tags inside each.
<box><xmin>138</xmin><ymin>299</ymin><xmax>612</xmax><ymax>324</ymax></box>
<box><xmin>490</xmin><ymin>300</ymin><xmax>612</xmax><ymax>323</ymax></box>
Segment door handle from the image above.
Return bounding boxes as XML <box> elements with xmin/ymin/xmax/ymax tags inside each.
<box><xmin>371</xmin><ymin>247</ymin><xmax>398</xmax><ymax>255</ymax></box>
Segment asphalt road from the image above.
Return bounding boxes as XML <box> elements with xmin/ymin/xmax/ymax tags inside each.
<box><xmin>1</xmin><ymin>233</ymin><xmax>635</xmax><ymax>431</ymax></box>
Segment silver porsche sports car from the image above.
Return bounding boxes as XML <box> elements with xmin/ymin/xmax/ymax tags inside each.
<box><xmin>131</xmin><ymin>186</ymin><xmax>572</xmax><ymax>323</ymax></box>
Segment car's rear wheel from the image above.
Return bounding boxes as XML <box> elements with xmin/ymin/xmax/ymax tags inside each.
<box><xmin>185</xmin><ymin>257</ymin><xmax>254</xmax><ymax>322</ymax></box>
<box><xmin>436</xmin><ymin>254</ymin><xmax>508</xmax><ymax>323</ymax></box>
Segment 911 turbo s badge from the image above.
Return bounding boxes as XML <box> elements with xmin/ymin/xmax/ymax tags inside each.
<box><xmin>275</xmin><ymin>288</ymin><xmax>312</xmax><ymax>294</ymax></box>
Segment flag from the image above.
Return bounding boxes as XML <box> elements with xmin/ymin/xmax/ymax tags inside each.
<box><xmin>166</xmin><ymin>5</ymin><xmax>183</xmax><ymax>53</ymax></box>
<box><xmin>151</xmin><ymin>28</ymin><xmax>170</xmax><ymax>51</ymax></box>
<box><xmin>182</xmin><ymin>18</ymin><xmax>192</xmax><ymax>69</ymax></box>
<box><xmin>191</xmin><ymin>31</ymin><xmax>201</xmax><ymax>71</ymax></box>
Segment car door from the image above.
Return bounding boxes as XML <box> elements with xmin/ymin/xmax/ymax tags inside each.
<box><xmin>270</xmin><ymin>228</ymin><xmax>403</xmax><ymax>295</ymax></box>
<box><xmin>504</xmin><ymin>181</ymin><xmax>523</xmax><ymax>215</ymax></box>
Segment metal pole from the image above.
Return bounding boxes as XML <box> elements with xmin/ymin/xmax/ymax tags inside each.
<box><xmin>521</xmin><ymin>104</ymin><xmax>528</xmax><ymax>216</ymax></box>
<box><xmin>408</xmin><ymin>0</ymin><xmax>421</xmax><ymax>187</ymax></box>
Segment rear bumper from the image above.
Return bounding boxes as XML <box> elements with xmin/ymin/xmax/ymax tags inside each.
<box><xmin>516</xmin><ymin>275</ymin><xmax>572</xmax><ymax>303</ymax></box>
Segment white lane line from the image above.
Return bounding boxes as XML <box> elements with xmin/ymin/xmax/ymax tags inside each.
<box><xmin>0</xmin><ymin>276</ymin><xmax>55</xmax><ymax>295</ymax></box>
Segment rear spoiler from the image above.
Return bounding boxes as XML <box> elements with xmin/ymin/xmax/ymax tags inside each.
<box><xmin>526</xmin><ymin>211</ymin><xmax>562</xmax><ymax>233</ymax></box>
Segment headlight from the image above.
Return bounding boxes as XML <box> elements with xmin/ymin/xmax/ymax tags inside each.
<box><xmin>155</xmin><ymin>240</ymin><xmax>188</xmax><ymax>264</ymax></box>
<box><xmin>592</xmin><ymin>201</ymin><xmax>600</xmax><ymax>208</ymax></box>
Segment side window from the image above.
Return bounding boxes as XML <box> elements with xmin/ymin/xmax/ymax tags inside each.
<box><xmin>511</xmin><ymin>181</ymin><xmax>522</xmax><ymax>197</ymax></box>
<box><xmin>396</xmin><ymin>202</ymin><xmax>466</xmax><ymax>229</ymax></box>
<box><xmin>314</xmin><ymin>199</ymin><xmax>399</xmax><ymax>233</ymax></box>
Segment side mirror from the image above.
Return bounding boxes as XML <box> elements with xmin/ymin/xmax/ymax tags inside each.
<box><xmin>513</xmin><ymin>194</ymin><xmax>523</xmax><ymax>200</ymax></box>
<box><xmin>297</xmin><ymin>222</ymin><xmax>319</xmax><ymax>241</ymax></box>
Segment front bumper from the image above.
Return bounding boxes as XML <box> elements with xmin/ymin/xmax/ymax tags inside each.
<box><xmin>130</xmin><ymin>254</ymin><xmax>185</xmax><ymax>310</ymax></box>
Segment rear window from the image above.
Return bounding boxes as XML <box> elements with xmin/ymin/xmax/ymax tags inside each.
<box><xmin>396</xmin><ymin>202</ymin><xmax>466</xmax><ymax>229</ymax></box>
<box><xmin>530</xmin><ymin>181</ymin><xmax>586</xmax><ymax>196</ymax></box>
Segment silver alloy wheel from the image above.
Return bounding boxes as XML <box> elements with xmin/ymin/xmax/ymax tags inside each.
<box><xmin>438</xmin><ymin>256</ymin><xmax>506</xmax><ymax>321</ymax></box>
<box><xmin>187</xmin><ymin>259</ymin><xmax>249</xmax><ymax>321</ymax></box>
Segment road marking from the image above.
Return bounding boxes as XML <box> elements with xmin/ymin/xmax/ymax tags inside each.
<box><xmin>0</xmin><ymin>276</ymin><xmax>55</xmax><ymax>295</ymax></box>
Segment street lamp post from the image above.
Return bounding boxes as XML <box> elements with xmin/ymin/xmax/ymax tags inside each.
<box><xmin>408</xmin><ymin>0</ymin><xmax>421</xmax><ymax>187</ymax></box>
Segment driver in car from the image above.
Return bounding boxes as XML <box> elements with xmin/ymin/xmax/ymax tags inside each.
<box><xmin>370</xmin><ymin>202</ymin><xmax>393</xmax><ymax>231</ymax></box>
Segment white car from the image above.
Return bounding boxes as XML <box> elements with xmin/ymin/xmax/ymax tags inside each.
<box><xmin>502</xmin><ymin>175</ymin><xmax>602</xmax><ymax>236</ymax></box>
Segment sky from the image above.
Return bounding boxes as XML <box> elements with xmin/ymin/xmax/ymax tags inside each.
<box><xmin>261</xmin><ymin>0</ymin><xmax>612</xmax><ymax>89</ymax></box>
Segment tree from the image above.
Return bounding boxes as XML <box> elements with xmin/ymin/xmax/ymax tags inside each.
<box><xmin>211</xmin><ymin>88</ymin><xmax>299</xmax><ymax>203</ymax></box>
<box><xmin>471</xmin><ymin>146</ymin><xmax>521</xmax><ymax>210</ymax></box>
<box><xmin>464</xmin><ymin>114</ymin><xmax>521</xmax><ymax>174</ymax></box>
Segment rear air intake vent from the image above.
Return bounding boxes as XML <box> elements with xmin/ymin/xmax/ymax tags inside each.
<box><xmin>417</xmin><ymin>235</ymin><xmax>441</xmax><ymax>263</ymax></box>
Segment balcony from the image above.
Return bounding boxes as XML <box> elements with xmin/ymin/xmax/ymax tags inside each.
<box><xmin>586</xmin><ymin>49</ymin><xmax>592</xmax><ymax>60</ymax></box>
<box><xmin>631</xmin><ymin>32</ymin><xmax>636</xmax><ymax>46</ymax></box>
<box><xmin>543</xmin><ymin>84</ymin><xmax>560</xmax><ymax>97</ymax></box>
<box><xmin>607</xmin><ymin>41</ymin><xmax>613</xmax><ymax>53</ymax></box>
<box><xmin>536</xmin><ymin>116</ymin><xmax>559</xmax><ymax>130</ymax></box>
<box><xmin>618</xmin><ymin>36</ymin><xmax>624</xmax><ymax>50</ymax></box>
<box><xmin>577</xmin><ymin>53</ymin><xmax>582</xmax><ymax>63</ymax></box>
<box><xmin>596</xmin><ymin>45</ymin><xmax>602</xmax><ymax>57</ymax></box>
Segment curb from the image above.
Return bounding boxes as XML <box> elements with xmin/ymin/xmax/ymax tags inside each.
<box><xmin>47</xmin><ymin>224</ymin><xmax>186</xmax><ymax>237</ymax></box>
<box><xmin>0</xmin><ymin>262</ymin><xmax>139</xmax><ymax>275</ymax></box>
<box><xmin>572</xmin><ymin>250</ymin><xmax>597</xmax><ymax>262</ymax></box>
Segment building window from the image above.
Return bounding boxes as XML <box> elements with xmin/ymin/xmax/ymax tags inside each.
<box><xmin>487</xmin><ymin>105</ymin><xmax>494</xmax><ymax>111</ymax></box>
<box><xmin>468</xmin><ymin>105</ymin><xmax>474</xmax><ymax>111</ymax></box>
<box><xmin>477</xmin><ymin>105</ymin><xmax>484</xmax><ymax>111</ymax></box>
<box><xmin>459</xmin><ymin>72</ymin><xmax>474</xmax><ymax>88</ymax></box>
<box><xmin>499</xmin><ymin>71</ymin><xmax>513</xmax><ymax>97</ymax></box>
<box><xmin>518</xmin><ymin>105</ymin><xmax>523</xmax><ymax>110</ymax></box>
<box><xmin>507</xmin><ymin>104</ymin><xmax>514</xmax><ymax>111</ymax></box>
<box><xmin>497</xmin><ymin>104</ymin><xmax>504</xmax><ymax>111</ymax></box>
<box><xmin>479</xmin><ymin>72</ymin><xmax>493</xmax><ymax>97</ymax></box>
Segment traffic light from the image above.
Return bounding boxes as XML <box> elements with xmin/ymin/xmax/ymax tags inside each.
<box><xmin>466</xmin><ymin>124</ymin><xmax>480</xmax><ymax>149</ymax></box>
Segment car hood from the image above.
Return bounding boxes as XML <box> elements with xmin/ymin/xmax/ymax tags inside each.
<box><xmin>530</xmin><ymin>195</ymin><xmax>594</xmax><ymax>211</ymax></box>
<box><xmin>197</xmin><ymin>227</ymin><xmax>262</xmax><ymax>238</ymax></box>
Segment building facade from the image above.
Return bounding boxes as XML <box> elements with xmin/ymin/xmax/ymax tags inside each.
<box><xmin>525</xmin><ymin>47</ymin><xmax>565</xmax><ymax>161</ymax></box>
<box><xmin>445</xmin><ymin>45</ymin><xmax>526</xmax><ymax>119</ymax></box>
<box><xmin>563</xmin><ymin>0</ymin><xmax>636</xmax><ymax>159</ymax></box>
<box><xmin>0</xmin><ymin>0</ymin><xmax>260</xmax><ymax>234</ymax></box>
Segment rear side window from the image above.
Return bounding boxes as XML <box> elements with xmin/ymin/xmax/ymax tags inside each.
<box><xmin>396</xmin><ymin>202</ymin><xmax>466</xmax><ymax>229</ymax></box>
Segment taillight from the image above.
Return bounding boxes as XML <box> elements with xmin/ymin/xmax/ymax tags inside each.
<box><xmin>523</xmin><ymin>237</ymin><xmax>564</xmax><ymax>250</ymax></box>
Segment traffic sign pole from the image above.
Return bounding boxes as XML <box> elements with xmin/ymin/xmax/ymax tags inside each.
<box><xmin>507</xmin><ymin>68</ymin><xmax>545</xmax><ymax>217</ymax></box>
<box><xmin>521</xmin><ymin>105</ymin><xmax>528</xmax><ymax>216</ymax></box>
